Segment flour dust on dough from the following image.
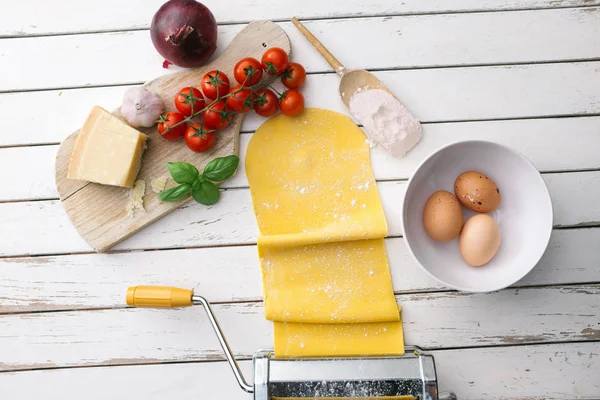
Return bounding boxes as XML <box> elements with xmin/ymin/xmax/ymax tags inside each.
<box><xmin>246</xmin><ymin>108</ymin><xmax>404</xmax><ymax>357</ymax></box>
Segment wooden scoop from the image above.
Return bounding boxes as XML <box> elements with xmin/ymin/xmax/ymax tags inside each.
<box><xmin>291</xmin><ymin>17</ymin><xmax>393</xmax><ymax>107</ymax></box>
<box><xmin>292</xmin><ymin>17</ymin><xmax>423</xmax><ymax>159</ymax></box>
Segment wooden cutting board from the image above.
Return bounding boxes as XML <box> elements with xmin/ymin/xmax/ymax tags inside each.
<box><xmin>55</xmin><ymin>20</ymin><xmax>291</xmax><ymax>253</ymax></box>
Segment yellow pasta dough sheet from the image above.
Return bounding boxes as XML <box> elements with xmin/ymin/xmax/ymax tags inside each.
<box><xmin>247</xmin><ymin>109</ymin><xmax>387</xmax><ymax>238</ymax></box>
<box><xmin>259</xmin><ymin>238</ymin><xmax>398</xmax><ymax>324</ymax></box>
<box><xmin>274</xmin><ymin>316</ymin><xmax>404</xmax><ymax>357</ymax></box>
<box><xmin>246</xmin><ymin>108</ymin><xmax>404</xmax><ymax>358</ymax></box>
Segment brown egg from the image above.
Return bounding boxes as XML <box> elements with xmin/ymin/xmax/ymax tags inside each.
<box><xmin>454</xmin><ymin>171</ymin><xmax>501</xmax><ymax>212</ymax></box>
<box><xmin>459</xmin><ymin>214</ymin><xmax>501</xmax><ymax>267</ymax></box>
<box><xmin>423</xmin><ymin>190</ymin><xmax>464</xmax><ymax>242</ymax></box>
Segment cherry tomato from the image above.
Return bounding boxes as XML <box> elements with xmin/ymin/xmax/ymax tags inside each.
<box><xmin>174</xmin><ymin>87</ymin><xmax>205</xmax><ymax>117</ymax></box>
<box><xmin>233</xmin><ymin>57</ymin><xmax>263</xmax><ymax>86</ymax></box>
<box><xmin>157</xmin><ymin>112</ymin><xmax>187</xmax><ymax>141</ymax></box>
<box><xmin>203</xmin><ymin>100</ymin><xmax>233</xmax><ymax>129</ymax></box>
<box><xmin>252</xmin><ymin>89</ymin><xmax>278</xmax><ymax>117</ymax></box>
<box><xmin>184</xmin><ymin>122</ymin><xmax>216</xmax><ymax>153</ymax></box>
<box><xmin>261</xmin><ymin>47</ymin><xmax>289</xmax><ymax>75</ymax></box>
<box><xmin>279</xmin><ymin>89</ymin><xmax>305</xmax><ymax>117</ymax></box>
<box><xmin>201</xmin><ymin>70</ymin><xmax>230</xmax><ymax>100</ymax></box>
<box><xmin>226</xmin><ymin>85</ymin><xmax>255</xmax><ymax>113</ymax></box>
<box><xmin>281</xmin><ymin>62</ymin><xmax>306</xmax><ymax>89</ymax></box>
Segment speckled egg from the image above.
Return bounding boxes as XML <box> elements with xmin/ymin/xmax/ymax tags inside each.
<box><xmin>423</xmin><ymin>190</ymin><xmax>464</xmax><ymax>242</ymax></box>
<box><xmin>459</xmin><ymin>214</ymin><xmax>502</xmax><ymax>266</ymax></box>
<box><xmin>454</xmin><ymin>171</ymin><xmax>501</xmax><ymax>212</ymax></box>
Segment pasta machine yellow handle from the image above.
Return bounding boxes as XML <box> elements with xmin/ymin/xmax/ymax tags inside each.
<box><xmin>124</xmin><ymin>285</ymin><xmax>254</xmax><ymax>393</ymax></box>
<box><xmin>126</xmin><ymin>286</ymin><xmax>193</xmax><ymax>308</ymax></box>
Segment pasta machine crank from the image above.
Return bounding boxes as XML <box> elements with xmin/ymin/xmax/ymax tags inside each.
<box><xmin>126</xmin><ymin>286</ymin><xmax>457</xmax><ymax>400</ymax></box>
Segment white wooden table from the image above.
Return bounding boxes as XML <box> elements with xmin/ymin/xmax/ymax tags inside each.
<box><xmin>1</xmin><ymin>1</ymin><xmax>600</xmax><ymax>399</ymax></box>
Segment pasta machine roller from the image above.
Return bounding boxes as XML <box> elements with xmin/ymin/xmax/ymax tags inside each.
<box><xmin>126</xmin><ymin>286</ymin><xmax>458</xmax><ymax>400</ymax></box>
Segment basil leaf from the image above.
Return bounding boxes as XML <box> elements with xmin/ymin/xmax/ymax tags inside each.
<box><xmin>192</xmin><ymin>181</ymin><xmax>220</xmax><ymax>205</ymax></box>
<box><xmin>203</xmin><ymin>155</ymin><xmax>240</xmax><ymax>182</ymax></box>
<box><xmin>167</xmin><ymin>162</ymin><xmax>199</xmax><ymax>184</ymax></box>
<box><xmin>157</xmin><ymin>184</ymin><xmax>192</xmax><ymax>202</ymax></box>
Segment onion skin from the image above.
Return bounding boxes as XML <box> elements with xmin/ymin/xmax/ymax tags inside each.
<box><xmin>150</xmin><ymin>0</ymin><xmax>218</xmax><ymax>68</ymax></box>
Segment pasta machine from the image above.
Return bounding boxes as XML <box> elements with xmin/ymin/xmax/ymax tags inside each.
<box><xmin>126</xmin><ymin>286</ymin><xmax>457</xmax><ymax>400</ymax></box>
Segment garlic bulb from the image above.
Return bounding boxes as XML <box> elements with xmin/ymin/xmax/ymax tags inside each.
<box><xmin>120</xmin><ymin>86</ymin><xmax>164</xmax><ymax>128</ymax></box>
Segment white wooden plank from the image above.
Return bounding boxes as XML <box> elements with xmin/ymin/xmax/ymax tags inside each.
<box><xmin>1</xmin><ymin>228</ymin><xmax>598</xmax><ymax>313</ymax></box>
<box><xmin>546</xmin><ymin>172</ymin><xmax>600</xmax><ymax>227</ymax></box>
<box><xmin>437</xmin><ymin>343</ymin><xmax>600</xmax><ymax>399</ymax></box>
<box><xmin>0</xmin><ymin>342</ymin><xmax>598</xmax><ymax>400</ymax></box>
<box><xmin>3</xmin><ymin>0</ymin><xmax>599</xmax><ymax>37</ymax></box>
<box><xmin>0</xmin><ymin>86</ymin><xmax>125</xmax><ymax>147</ymax></box>
<box><xmin>0</xmin><ymin>285</ymin><xmax>597</xmax><ymax>370</ymax></box>
<box><xmin>2</xmin><ymin>62</ymin><xmax>600</xmax><ymax>148</ymax></box>
<box><xmin>2</xmin><ymin>9</ymin><xmax>600</xmax><ymax>91</ymax></box>
<box><xmin>0</xmin><ymin>171</ymin><xmax>598</xmax><ymax>257</ymax></box>
<box><xmin>0</xmin><ymin>146</ymin><xmax>59</xmax><ymax>201</ymax></box>
<box><xmin>239</xmin><ymin>116</ymin><xmax>600</xmax><ymax>187</ymax></box>
<box><xmin>4</xmin><ymin>116</ymin><xmax>600</xmax><ymax>202</ymax></box>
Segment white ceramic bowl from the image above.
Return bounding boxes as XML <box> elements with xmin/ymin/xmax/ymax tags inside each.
<box><xmin>401</xmin><ymin>140</ymin><xmax>553</xmax><ymax>292</ymax></box>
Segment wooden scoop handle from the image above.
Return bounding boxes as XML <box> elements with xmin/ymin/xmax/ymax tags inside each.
<box><xmin>292</xmin><ymin>17</ymin><xmax>346</xmax><ymax>75</ymax></box>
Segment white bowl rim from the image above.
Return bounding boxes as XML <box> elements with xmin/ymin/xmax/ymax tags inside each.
<box><xmin>400</xmin><ymin>139</ymin><xmax>554</xmax><ymax>293</ymax></box>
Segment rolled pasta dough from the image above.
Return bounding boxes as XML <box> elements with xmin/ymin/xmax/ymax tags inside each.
<box><xmin>246</xmin><ymin>108</ymin><xmax>404</xmax><ymax>357</ymax></box>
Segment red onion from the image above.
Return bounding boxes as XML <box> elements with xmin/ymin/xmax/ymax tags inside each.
<box><xmin>150</xmin><ymin>0</ymin><xmax>218</xmax><ymax>68</ymax></box>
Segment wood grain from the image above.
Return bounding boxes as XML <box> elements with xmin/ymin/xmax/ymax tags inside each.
<box><xmin>54</xmin><ymin>21</ymin><xmax>290</xmax><ymax>253</ymax></box>
<box><xmin>2</xmin><ymin>61</ymin><xmax>599</xmax><ymax>148</ymax></box>
<box><xmin>5</xmin><ymin>116</ymin><xmax>600</xmax><ymax>202</ymax></box>
<box><xmin>0</xmin><ymin>342</ymin><xmax>597</xmax><ymax>400</ymax></box>
<box><xmin>1</xmin><ymin>4</ymin><xmax>600</xmax><ymax>399</ymax></box>
<box><xmin>1</xmin><ymin>171</ymin><xmax>598</xmax><ymax>257</ymax></box>
<box><xmin>291</xmin><ymin>17</ymin><xmax>406</xmax><ymax>110</ymax></box>
<box><xmin>0</xmin><ymin>285</ymin><xmax>598</xmax><ymax>371</ymax></box>
<box><xmin>2</xmin><ymin>9</ymin><xmax>600</xmax><ymax>92</ymax></box>
<box><xmin>1</xmin><ymin>228</ymin><xmax>598</xmax><ymax>313</ymax></box>
<box><xmin>3</xmin><ymin>0</ymin><xmax>599</xmax><ymax>37</ymax></box>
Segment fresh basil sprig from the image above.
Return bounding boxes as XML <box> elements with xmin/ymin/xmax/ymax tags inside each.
<box><xmin>158</xmin><ymin>183</ymin><xmax>192</xmax><ymax>202</ymax></box>
<box><xmin>158</xmin><ymin>155</ymin><xmax>239</xmax><ymax>205</ymax></box>
<box><xmin>203</xmin><ymin>156</ymin><xmax>240</xmax><ymax>182</ymax></box>
<box><xmin>168</xmin><ymin>162</ymin><xmax>199</xmax><ymax>185</ymax></box>
<box><xmin>192</xmin><ymin>179</ymin><xmax>220</xmax><ymax>205</ymax></box>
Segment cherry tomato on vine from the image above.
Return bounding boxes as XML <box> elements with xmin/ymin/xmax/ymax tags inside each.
<box><xmin>174</xmin><ymin>87</ymin><xmax>205</xmax><ymax>117</ymax></box>
<box><xmin>252</xmin><ymin>89</ymin><xmax>279</xmax><ymax>117</ymax></box>
<box><xmin>226</xmin><ymin>85</ymin><xmax>255</xmax><ymax>113</ymax></box>
<box><xmin>279</xmin><ymin>89</ymin><xmax>305</xmax><ymax>117</ymax></box>
<box><xmin>261</xmin><ymin>47</ymin><xmax>289</xmax><ymax>75</ymax></box>
<box><xmin>184</xmin><ymin>122</ymin><xmax>216</xmax><ymax>153</ymax></box>
<box><xmin>201</xmin><ymin>70</ymin><xmax>230</xmax><ymax>100</ymax></box>
<box><xmin>281</xmin><ymin>62</ymin><xmax>306</xmax><ymax>89</ymax></box>
<box><xmin>203</xmin><ymin>100</ymin><xmax>233</xmax><ymax>129</ymax></box>
<box><xmin>233</xmin><ymin>57</ymin><xmax>263</xmax><ymax>86</ymax></box>
<box><xmin>157</xmin><ymin>111</ymin><xmax>187</xmax><ymax>141</ymax></box>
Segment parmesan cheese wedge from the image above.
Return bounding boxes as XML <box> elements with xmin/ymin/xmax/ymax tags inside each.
<box><xmin>67</xmin><ymin>106</ymin><xmax>148</xmax><ymax>188</ymax></box>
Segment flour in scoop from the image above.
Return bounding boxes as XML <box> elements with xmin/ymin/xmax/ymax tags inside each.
<box><xmin>349</xmin><ymin>89</ymin><xmax>422</xmax><ymax>158</ymax></box>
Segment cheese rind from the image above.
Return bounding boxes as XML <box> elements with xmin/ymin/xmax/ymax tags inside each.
<box><xmin>67</xmin><ymin>106</ymin><xmax>148</xmax><ymax>188</ymax></box>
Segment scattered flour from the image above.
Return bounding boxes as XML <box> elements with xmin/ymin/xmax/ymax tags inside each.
<box><xmin>349</xmin><ymin>88</ymin><xmax>422</xmax><ymax>158</ymax></box>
